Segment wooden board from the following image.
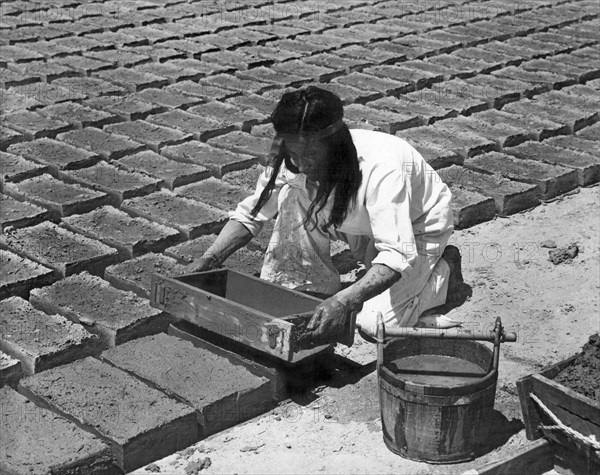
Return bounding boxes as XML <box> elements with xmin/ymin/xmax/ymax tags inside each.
<box><xmin>516</xmin><ymin>354</ymin><xmax>600</xmax><ymax>470</ymax></box>
<box><xmin>151</xmin><ymin>270</ymin><xmax>331</xmax><ymax>362</ymax></box>
<box><xmin>463</xmin><ymin>439</ymin><xmax>553</xmax><ymax>475</ymax></box>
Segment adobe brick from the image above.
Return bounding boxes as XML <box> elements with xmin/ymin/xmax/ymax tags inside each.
<box><xmin>85</xmin><ymin>31</ymin><xmax>147</xmax><ymax>48</ymax></box>
<box><xmin>84</xmin><ymin>49</ymin><xmax>151</xmax><ymax>68</ymax></box>
<box><xmin>167</xmin><ymin>80</ymin><xmax>236</xmax><ymax>102</ymax></box>
<box><xmin>535</xmin><ymin>91</ymin><xmax>600</xmax><ymax>122</ymax></box>
<box><xmin>0</xmin><ymin>221</ymin><xmax>118</xmax><ymax>278</ymax></box>
<box><xmin>317</xmin><ymin>82</ymin><xmax>382</xmax><ymax>105</ymax></box>
<box><xmin>395</xmin><ymin>136</ymin><xmax>462</xmax><ymax>170</ymax></box>
<box><xmin>3</xmin><ymin>111</ymin><xmax>72</xmax><ymax>140</ymax></box>
<box><xmin>437</xmin><ymin>165</ymin><xmax>539</xmax><ymax>216</ymax></box>
<box><xmin>201</xmin><ymin>49</ymin><xmax>271</xmax><ymax>70</ymax></box>
<box><xmin>362</xmin><ymin>63</ymin><xmax>441</xmax><ymax>90</ymax></box>
<box><xmin>57</xmin><ymin>127</ymin><xmax>146</xmax><ymax>161</ymax></box>
<box><xmin>0</xmin><ymin>387</ymin><xmax>116</xmax><ymax>474</ymax></box>
<box><xmin>22</xmin><ymin>40</ymin><xmax>80</xmax><ymax>59</ymax></box>
<box><xmin>3</xmin><ymin>174</ymin><xmax>111</xmax><ymax>219</ymax></box>
<box><xmin>160</xmin><ymin>38</ymin><xmax>218</xmax><ymax>58</ymax></box>
<box><xmin>275</xmin><ymin>38</ymin><xmax>331</xmax><ymax>56</ymax></box>
<box><xmin>30</xmin><ymin>272</ymin><xmax>170</xmax><ymax>348</ymax></box>
<box><xmin>465</xmin><ymin>151</ymin><xmax>580</xmax><ymax>200</ymax></box>
<box><xmin>445</xmin><ymin>184</ymin><xmax>496</xmax><ymax>229</ymax></box>
<box><xmin>436</xmin><ymin>116</ymin><xmax>529</xmax><ymax>149</ymax></box>
<box><xmin>0</xmin><ymin>194</ymin><xmax>51</xmax><ymax>231</ymax></box>
<box><xmin>462</xmin><ymin>75</ymin><xmax>529</xmax><ymax>107</ymax></box>
<box><xmin>332</xmin><ymin>72</ymin><xmax>411</xmax><ymax>96</ymax></box>
<box><xmin>124</xmin><ymin>25</ymin><xmax>179</xmax><ymax>43</ymax></box>
<box><xmin>493</xmin><ymin>65</ymin><xmax>576</xmax><ymax>91</ymax></box>
<box><xmin>304</xmin><ymin>53</ymin><xmax>369</xmax><ymax>74</ymax></box>
<box><xmin>201</xmin><ymin>73</ymin><xmax>274</xmax><ymax>96</ymax></box>
<box><xmin>428</xmin><ymin>54</ymin><xmax>498</xmax><ymax>78</ymax></box>
<box><xmin>52</xmin><ymin>77</ymin><xmax>126</xmax><ymax>97</ymax></box>
<box><xmin>236</xmin><ymin>66</ymin><xmax>305</xmax><ymax>88</ymax></box>
<box><xmin>62</xmin><ymin>206</ymin><xmax>180</xmax><ymax>259</ymax></box>
<box><xmin>1</xmin><ymin>67</ymin><xmax>40</xmax><ymax>89</ymax></box>
<box><xmin>63</xmin><ymin>161</ymin><xmax>160</xmax><ymax>205</ymax></box>
<box><xmin>0</xmin><ymin>296</ymin><xmax>100</xmax><ymax>375</ymax></box>
<box><xmin>561</xmin><ymin>84</ymin><xmax>600</xmax><ymax>102</ymax></box>
<box><xmin>408</xmin><ymin>80</ymin><xmax>491</xmax><ymax>115</ymax></box>
<box><xmin>207</xmin><ymin>131</ymin><xmax>272</xmax><ymax>157</ymax></box>
<box><xmin>122</xmin><ymin>45</ymin><xmax>187</xmax><ymax>63</ymax></box>
<box><xmin>236</xmin><ymin>45</ymin><xmax>303</xmax><ymax>64</ymax></box>
<box><xmin>93</xmin><ymin>68</ymin><xmax>168</xmax><ymax>94</ymax></box>
<box><xmin>83</xmin><ymin>95</ymin><xmax>163</xmax><ymax>122</ymax></box>
<box><xmin>478</xmin><ymin>40</ymin><xmax>540</xmax><ymax>61</ymax></box>
<box><xmin>174</xmin><ymin>177</ymin><xmax>251</xmax><ymax>211</ymax></box>
<box><xmin>502</xmin><ymin>99</ymin><xmax>596</xmax><ymax>134</ymax></box>
<box><xmin>11</xmin><ymin>60</ymin><xmax>78</xmax><ymax>83</ymax></box>
<box><xmin>39</xmin><ymin>102</ymin><xmax>121</xmax><ymax>130</ymax></box>
<box><xmin>505</xmin><ymin>141</ymin><xmax>599</xmax><ymax>186</ymax></box>
<box><xmin>2</xmin><ymin>89</ymin><xmax>43</xmax><ymax>113</ymax></box>
<box><xmin>54</xmin><ymin>55</ymin><xmax>113</xmax><ymax>75</ymax></box>
<box><xmin>104</xmin><ymin>253</ymin><xmax>187</xmax><ymax>299</ymax></box>
<box><xmin>544</xmin><ymin>135</ymin><xmax>599</xmax><ymax>157</ymax></box>
<box><xmin>576</xmin><ymin>123</ymin><xmax>600</xmax><ymax>142</ymax></box>
<box><xmin>475</xmin><ymin>109</ymin><xmax>568</xmax><ymax>141</ymax></box>
<box><xmin>167</xmin><ymin>58</ymin><xmax>231</xmax><ymax>77</ymax></box>
<box><xmin>447</xmin><ymin>23</ymin><xmax>510</xmax><ymax>42</ymax></box>
<box><xmin>342</xmin><ymin>104</ymin><xmax>422</xmax><ymax>134</ymax></box>
<box><xmin>402</xmin><ymin>125</ymin><xmax>496</xmax><ymax>158</ymax></box>
<box><xmin>0</xmin><ymin>126</ymin><xmax>26</xmax><ymax>151</ymax></box>
<box><xmin>102</xmin><ymin>333</ymin><xmax>273</xmax><ymax>437</ymax></box>
<box><xmin>118</xmin><ymin>150</ymin><xmax>210</xmax><ymax>190</ymax></box>
<box><xmin>19</xmin><ymin>357</ymin><xmax>198</xmax><ymax>472</ymax></box>
<box><xmin>135</xmin><ymin>62</ymin><xmax>203</xmax><ymax>83</ymax></box>
<box><xmin>0</xmin><ymin>249</ymin><xmax>55</xmax><ymax>300</ymax></box>
<box><xmin>521</xmin><ymin>58</ymin><xmax>598</xmax><ymax>83</ymax></box>
<box><xmin>133</xmin><ymin>88</ymin><xmax>204</xmax><ymax>110</ymax></box>
<box><xmin>189</xmin><ymin>101</ymin><xmax>269</xmax><ymax>132</ymax></box>
<box><xmin>226</xmin><ymin>94</ymin><xmax>278</xmax><ymax>117</ymax></box>
<box><xmin>7</xmin><ymin>137</ymin><xmax>100</xmax><ymax>174</ymax></box>
<box><xmin>0</xmin><ymin>45</ymin><xmax>44</xmax><ymax>63</ymax></box>
<box><xmin>423</xmin><ymin>30</ymin><xmax>477</xmax><ymax>48</ymax></box>
<box><xmin>105</xmin><ymin>120</ymin><xmax>191</xmax><ymax>152</ymax></box>
<box><xmin>504</xmin><ymin>37</ymin><xmax>569</xmax><ymax>57</ymax></box>
<box><xmin>0</xmin><ymin>151</ymin><xmax>47</xmax><ymax>183</ymax></box>
<box><xmin>121</xmin><ymin>189</ymin><xmax>227</xmax><ymax>239</ymax></box>
<box><xmin>162</xmin><ymin>141</ymin><xmax>256</xmax><ymax>177</ymax></box>
<box><xmin>0</xmin><ymin>353</ymin><xmax>22</xmax><ymax>387</ymax></box>
<box><xmin>11</xmin><ymin>82</ymin><xmax>88</xmax><ymax>106</ymax></box>
<box><xmin>221</xmin><ymin>164</ymin><xmax>265</xmax><ymax>191</ymax></box>
<box><xmin>369</xmin><ymin>95</ymin><xmax>456</xmax><ymax>125</ymax></box>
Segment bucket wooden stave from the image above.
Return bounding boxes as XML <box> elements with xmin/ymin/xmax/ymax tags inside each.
<box><xmin>378</xmin><ymin>338</ymin><xmax>498</xmax><ymax>463</ymax></box>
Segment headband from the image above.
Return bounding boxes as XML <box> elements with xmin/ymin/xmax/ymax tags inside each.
<box><xmin>279</xmin><ymin>118</ymin><xmax>345</xmax><ymax>141</ymax></box>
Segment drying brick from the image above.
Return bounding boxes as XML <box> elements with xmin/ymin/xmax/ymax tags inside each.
<box><xmin>54</xmin><ymin>55</ymin><xmax>113</xmax><ymax>75</ymax></box>
<box><xmin>268</xmin><ymin>60</ymin><xmax>341</xmax><ymax>83</ymax></box>
<box><xmin>544</xmin><ymin>135</ymin><xmax>600</xmax><ymax>157</ymax></box>
<box><xmin>0</xmin><ymin>126</ymin><xmax>26</xmax><ymax>151</ymax></box>
<box><xmin>62</xmin><ymin>161</ymin><xmax>161</xmax><ymax>206</ymax></box>
<box><xmin>0</xmin><ymin>221</ymin><xmax>118</xmax><ymax>278</ymax></box>
<box><xmin>445</xmin><ymin>184</ymin><xmax>497</xmax><ymax>229</ymax></box>
<box><xmin>147</xmin><ymin>109</ymin><xmax>227</xmax><ymax>142</ymax></box>
<box><xmin>465</xmin><ymin>152</ymin><xmax>581</xmax><ymax>200</ymax></box>
<box><xmin>3</xmin><ymin>174</ymin><xmax>111</xmax><ymax>219</ymax></box>
<box><xmin>2</xmin><ymin>89</ymin><xmax>43</xmax><ymax>114</ymax></box>
<box><xmin>436</xmin><ymin>116</ymin><xmax>530</xmax><ymax>149</ymax></box>
<box><xmin>201</xmin><ymin>73</ymin><xmax>275</xmax><ymax>96</ymax></box>
<box><xmin>0</xmin><ymin>151</ymin><xmax>47</xmax><ymax>183</ymax></box>
<box><xmin>104</xmin><ymin>253</ymin><xmax>187</xmax><ymax>299</ymax></box>
<box><xmin>0</xmin><ymin>297</ymin><xmax>101</xmax><ymax>375</ymax></box>
<box><xmin>505</xmin><ymin>141</ymin><xmax>599</xmax><ymax>186</ymax></box>
<box><xmin>62</xmin><ymin>206</ymin><xmax>180</xmax><ymax>259</ymax></box>
<box><xmin>317</xmin><ymin>82</ymin><xmax>382</xmax><ymax>105</ymax></box>
<box><xmin>133</xmin><ymin>88</ymin><xmax>204</xmax><ymax>109</ymax></box>
<box><xmin>3</xmin><ymin>111</ymin><xmax>72</xmax><ymax>140</ymax></box>
<box><xmin>0</xmin><ymin>194</ymin><xmax>50</xmax><ymax>231</ymax></box>
<box><xmin>174</xmin><ymin>177</ymin><xmax>251</xmax><ymax>211</ymax></box>
<box><xmin>206</xmin><ymin>131</ymin><xmax>272</xmax><ymax>157</ymax></box>
<box><xmin>84</xmin><ymin>95</ymin><xmax>163</xmax><ymax>121</ymax></box>
<box><xmin>39</xmin><ymin>102</ymin><xmax>121</xmax><ymax>130</ymax></box>
<box><xmin>167</xmin><ymin>80</ymin><xmax>235</xmax><ymax>102</ymax></box>
<box><xmin>0</xmin><ymin>352</ymin><xmax>22</xmax><ymax>387</ymax></box>
<box><xmin>304</xmin><ymin>53</ymin><xmax>370</xmax><ymax>74</ymax></box>
<box><xmin>333</xmin><ymin>72</ymin><xmax>411</xmax><ymax>96</ymax></box>
<box><xmin>105</xmin><ymin>120</ymin><xmax>192</xmax><ymax>153</ymax></box>
<box><xmin>7</xmin><ymin>138</ymin><xmax>100</xmax><ymax>175</ymax></box>
<box><xmin>369</xmin><ymin>95</ymin><xmax>455</xmax><ymax>124</ymax></box>
<box><xmin>399</xmin><ymin>125</ymin><xmax>496</xmax><ymax>159</ymax></box>
<box><xmin>121</xmin><ymin>190</ymin><xmax>228</xmax><ymax>240</ymax></box>
<box><xmin>576</xmin><ymin>123</ymin><xmax>600</xmax><ymax>142</ymax></box>
<box><xmin>188</xmin><ymin>101</ymin><xmax>269</xmax><ymax>132</ymax></box>
<box><xmin>18</xmin><ymin>357</ymin><xmax>198</xmax><ymax>472</ymax></box>
<box><xmin>0</xmin><ymin>387</ymin><xmax>116</xmax><ymax>475</ymax></box>
<box><xmin>0</xmin><ymin>249</ymin><xmax>55</xmax><ymax>300</ymax></box>
<box><xmin>437</xmin><ymin>165</ymin><xmax>539</xmax><ymax>216</ymax></box>
<box><xmin>162</xmin><ymin>141</ymin><xmax>256</xmax><ymax>178</ymax></box>
<box><xmin>102</xmin><ymin>333</ymin><xmax>273</xmax><ymax>437</ymax></box>
<box><xmin>492</xmin><ymin>66</ymin><xmax>575</xmax><ymax>91</ymax></box>
<box><xmin>29</xmin><ymin>272</ymin><xmax>170</xmax><ymax>348</ymax></box>
<box><xmin>135</xmin><ymin>62</ymin><xmax>204</xmax><ymax>83</ymax></box>
<box><xmin>57</xmin><ymin>127</ymin><xmax>146</xmax><ymax>160</ymax></box>
<box><xmin>475</xmin><ymin>109</ymin><xmax>569</xmax><ymax>141</ymax></box>
<box><xmin>52</xmin><ymin>77</ymin><xmax>126</xmax><ymax>98</ymax></box>
<box><xmin>235</xmin><ymin>67</ymin><xmax>304</xmax><ymax>88</ymax></box>
<box><xmin>84</xmin><ymin>49</ymin><xmax>151</xmax><ymax>68</ymax></box>
<box><xmin>118</xmin><ymin>150</ymin><xmax>210</xmax><ymax>190</ymax></box>
<box><xmin>343</xmin><ymin>104</ymin><xmax>423</xmax><ymax>134</ymax></box>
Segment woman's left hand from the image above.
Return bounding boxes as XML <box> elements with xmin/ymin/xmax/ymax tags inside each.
<box><xmin>306</xmin><ymin>295</ymin><xmax>353</xmax><ymax>344</ymax></box>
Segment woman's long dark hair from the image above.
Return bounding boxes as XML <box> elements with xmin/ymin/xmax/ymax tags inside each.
<box><xmin>250</xmin><ymin>86</ymin><xmax>362</xmax><ymax>230</ymax></box>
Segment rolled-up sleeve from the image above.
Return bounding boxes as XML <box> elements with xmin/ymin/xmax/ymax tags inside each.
<box><xmin>366</xmin><ymin>164</ymin><xmax>418</xmax><ymax>275</ymax></box>
<box><xmin>229</xmin><ymin>166</ymin><xmax>285</xmax><ymax>237</ymax></box>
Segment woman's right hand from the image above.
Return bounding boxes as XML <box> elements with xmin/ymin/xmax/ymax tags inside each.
<box><xmin>187</xmin><ymin>255</ymin><xmax>219</xmax><ymax>273</ymax></box>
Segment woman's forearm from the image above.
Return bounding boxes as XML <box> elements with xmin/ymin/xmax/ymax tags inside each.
<box><xmin>202</xmin><ymin>219</ymin><xmax>253</xmax><ymax>267</ymax></box>
<box><xmin>336</xmin><ymin>263</ymin><xmax>402</xmax><ymax>311</ymax></box>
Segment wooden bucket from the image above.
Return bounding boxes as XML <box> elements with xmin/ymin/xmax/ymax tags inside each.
<box><xmin>378</xmin><ymin>337</ymin><xmax>498</xmax><ymax>463</ymax></box>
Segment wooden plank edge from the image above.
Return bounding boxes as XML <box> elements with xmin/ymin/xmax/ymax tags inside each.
<box><xmin>461</xmin><ymin>439</ymin><xmax>553</xmax><ymax>475</ymax></box>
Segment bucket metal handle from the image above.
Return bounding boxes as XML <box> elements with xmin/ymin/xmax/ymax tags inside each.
<box><xmin>376</xmin><ymin>314</ymin><xmax>511</xmax><ymax>375</ymax></box>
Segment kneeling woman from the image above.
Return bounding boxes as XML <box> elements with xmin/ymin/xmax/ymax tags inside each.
<box><xmin>190</xmin><ymin>86</ymin><xmax>463</xmax><ymax>343</ymax></box>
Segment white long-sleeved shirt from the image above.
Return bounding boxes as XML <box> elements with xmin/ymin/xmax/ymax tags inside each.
<box><xmin>230</xmin><ymin>129</ymin><xmax>453</xmax><ymax>275</ymax></box>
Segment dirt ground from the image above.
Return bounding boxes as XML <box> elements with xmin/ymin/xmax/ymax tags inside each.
<box><xmin>132</xmin><ymin>185</ymin><xmax>599</xmax><ymax>475</ymax></box>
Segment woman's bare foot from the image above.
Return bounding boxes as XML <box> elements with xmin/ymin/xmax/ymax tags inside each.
<box><xmin>442</xmin><ymin>245</ymin><xmax>471</xmax><ymax>306</ymax></box>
